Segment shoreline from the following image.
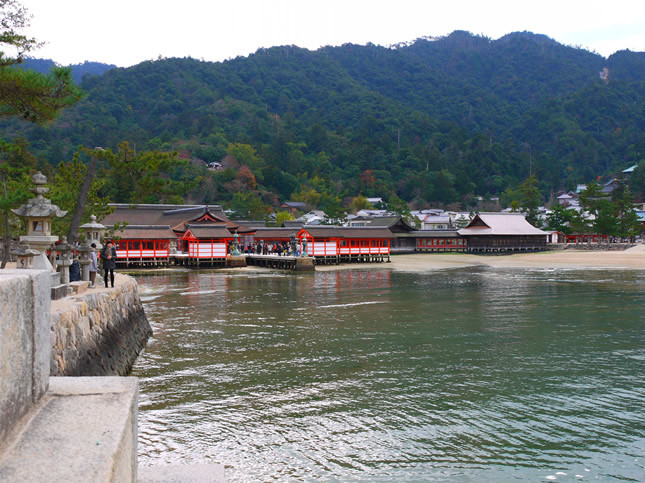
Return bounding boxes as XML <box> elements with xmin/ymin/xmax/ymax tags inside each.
<box><xmin>316</xmin><ymin>244</ymin><xmax>645</xmax><ymax>272</ymax></box>
<box><xmin>6</xmin><ymin>245</ymin><xmax>645</xmax><ymax>278</ymax></box>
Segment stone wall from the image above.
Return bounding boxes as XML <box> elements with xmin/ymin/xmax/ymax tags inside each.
<box><xmin>0</xmin><ymin>269</ymin><xmax>51</xmax><ymax>443</ymax></box>
<box><xmin>50</xmin><ymin>276</ymin><xmax>152</xmax><ymax>376</ymax></box>
<box><xmin>559</xmin><ymin>243</ymin><xmax>636</xmax><ymax>251</ymax></box>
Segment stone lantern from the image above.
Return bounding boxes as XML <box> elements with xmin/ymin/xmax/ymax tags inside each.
<box><xmin>56</xmin><ymin>236</ymin><xmax>73</xmax><ymax>284</ymax></box>
<box><xmin>76</xmin><ymin>239</ymin><xmax>92</xmax><ymax>282</ymax></box>
<box><xmin>79</xmin><ymin>215</ymin><xmax>107</xmax><ymax>249</ymax></box>
<box><xmin>10</xmin><ymin>242</ymin><xmax>40</xmax><ymax>269</ymax></box>
<box><xmin>11</xmin><ymin>172</ymin><xmax>67</xmax><ymax>271</ymax></box>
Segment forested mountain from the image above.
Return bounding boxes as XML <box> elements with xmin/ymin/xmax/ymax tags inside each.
<box><xmin>19</xmin><ymin>58</ymin><xmax>116</xmax><ymax>83</ymax></box>
<box><xmin>3</xmin><ymin>31</ymin><xmax>645</xmax><ymax>209</ymax></box>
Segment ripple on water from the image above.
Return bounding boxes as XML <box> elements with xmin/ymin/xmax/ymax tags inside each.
<box><xmin>133</xmin><ymin>268</ymin><xmax>645</xmax><ymax>481</ymax></box>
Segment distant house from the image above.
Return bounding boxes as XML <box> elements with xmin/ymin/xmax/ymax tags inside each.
<box><xmin>458</xmin><ymin>213</ymin><xmax>547</xmax><ymax>251</ymax></box>
<box><xmin>557</xmin><ymin>193</ymin><xmax>573</xmax><ymax>205</ymax></box>
<box><xmin>601</xmin><ymin>178</ymin><xmax>619</xmax><ymax>194</ymax></box>
<box><xmin>557</xmin><ymin>191</ymin><xmax>580</xmax><ymax>208</ymax></box>
<box><xmin>421</xmin><ymin>214</ymin><xmax>452</xmax><ymax>230</ymax></box>
<box><xmin>279</xmin><ymin>201</ymin><xmax>306</xmax><ymax>215</ymax></box>
<box><xmin>300</xmin><ymin>210</ymin><xmax>325</xmax><ymax>224</ymax></box>
<box><xmin>356</xmin><ymin>209</ymin><xmax>389</xmax><ymax>218</ymax></box>
<box><xmin>622</xmin><ymin>164</ymin><xmax>638</xmax><ymax>180</ymax></box>
<box><xmin>348</xmin><ymin>215</ymin><xmax>372</xmax><ymax>227</ymax></box>
<box><xmin>636</xmin><ymin>210</ymin><xmax>645</xmax><ymax>230</ymax></box>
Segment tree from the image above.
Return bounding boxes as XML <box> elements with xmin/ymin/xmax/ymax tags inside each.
<box><xmin>568</xmin><ymin>209</ymin><xmax>591</xmax><ymax>235</ymax></box>
<box><xmin>578</xmin><ymin>180</ymin><xmax>604</xmax><ymax>218</ymax></box>
<box><xmin>0</xmin><ymin>1</ymin><xmax>82</xmax><ymax>123</ymax></box>
<box><xmin>592</xmin><ymin>199</ymin><xmax>618</xmax><ymax>236</ymax></box>
<box><xmin>630</xmin><ymin>162</ymin><xmax>645</xmax><ymax>200</ymax></box>
<box><xmin>320</xmin><ymin>194</ymin><xmax>347</xmax><ymax>225</ymax></box>
<box><xmin>0</xmin><ymin>1</ymin><xmax>81</xmax><ymax>263</ymax></box>
<box><xmin>388</xmin><ymin>194</ymin><xmax>419</xmax><ymax>228</ymax></box>
<box><xmin>455</xmin><ymin>213</ymin><xmax>472</xmax><ymax>229</ymax></box>
<box><xmin>359</xmin><ymin>169</ymin><xmax>375</xmax><ymax>187</ymax></box>
<box><xmin>349</xmin><ymin>195</ymin><xmax>374</xmax><ymax>214</ymax></box>
<box><xmin>517</xmin><ymin>175</ymin><xmax>541</xmax><ymax>227</ymax></box>
<box><xmin>0</xmin><ymin>138</ymin><xmax>35</xmax><ymax>267</ymax></box>
<box><xmin>292</xmin><ymin>187</ymin><xmax>321</xmax><ymax>209</ymax></box>
<box><xmin>229</xmin><ymin>192</ymin><xmax>270</xmax><ymax>220</ymax></box>
<box><xmin>614</xmin><ymin>186</ymin><xmax>642</xmax><ymax>239</ymax></box>
<box><xmin>545</xmin><ymin>204</ymin><xmax>575</xmax><ymax>234</ymax></box>
<box><xmin>236</xmin><ymin>166</ymin><xmax>257</xmax><ymax>191</ymax></box>
<box><xmin>101</xmin><ymin>141</ymin><xmax>200</xmax><ymax>204</ymax></box>
<box><xmin>66</xmin><ymin>147</ymin><xmax>107</xmax><ymax>243</ymax></box>
<box><xmin>227</xmin><ymin>143</ymin><xmax>264</xmax><ymax>175</ymax></box>
<box><xmin>275</xmin><ymin>211</ymin><xmax>294</xmax><ymax>227</ymax></box>
<box><xmin>49</xmin><ymin>150</ymin><xmax>113</xmax><ymax>238</ymax></box>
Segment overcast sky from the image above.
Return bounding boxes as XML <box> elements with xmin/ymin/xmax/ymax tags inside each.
<box><xmin>21</xmin><ymin>0</ymin><xmax>645</xmax><ymax>67</ymax></box>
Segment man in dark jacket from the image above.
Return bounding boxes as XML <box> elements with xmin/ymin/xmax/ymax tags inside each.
<box><xmin>100</xmin><ymin>241</ymin><xmax>117</xmax><ymax>288</ymax></box>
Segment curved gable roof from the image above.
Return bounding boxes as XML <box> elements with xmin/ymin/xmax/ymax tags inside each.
<box><xmin>458</xmin><ymin>213</ymin><xmax>546</xmax><ymax>236</ymax></box>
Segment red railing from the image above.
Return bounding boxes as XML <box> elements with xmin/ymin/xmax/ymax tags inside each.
<box><xmin>114</xmin><ymin>239</ymin><xmax>169</xmax><ymax>259</ymax></box>
<box><xmin>563</xmin><ymin>234</ymin><xmax>609</xmax><ymax>243</ymax></box>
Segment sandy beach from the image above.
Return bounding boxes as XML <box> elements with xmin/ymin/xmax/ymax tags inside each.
<box><xmin>316</xmin><ymin>244</ymin><xmax>645</xmax><ymax>272</ymax></box>
<box><xmin>6</xmin><ymin>245</ymin><xmax>645</xmax><ymax>279</ymax></box>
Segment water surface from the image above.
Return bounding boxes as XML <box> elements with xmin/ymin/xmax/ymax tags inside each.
<box><xmin>132</xmin><ymin>267</ymin><xmax>645</xmax><ymax>481</ymax></box>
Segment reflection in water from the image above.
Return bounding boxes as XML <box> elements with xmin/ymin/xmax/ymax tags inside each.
<box><xmin>132</xmin><ymin>268</ymin><xmax>645</xmax><ymax>481</ymax></box>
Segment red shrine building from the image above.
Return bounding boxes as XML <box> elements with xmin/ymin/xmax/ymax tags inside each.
<box><xmin>99</xmin><ymin>204</ymin><xmax>552</xmax><ymax>267</ymax></box>
<box><xmin>102</xmin><ymin>204</ymin><xmax>252</xmax><ymax>266</ymax></box>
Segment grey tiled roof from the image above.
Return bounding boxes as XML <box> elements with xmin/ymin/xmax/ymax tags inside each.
<box><xmin>459</xmin><ymin>214</ymin><xmax>546</xmax><ymax>236</ymax></box>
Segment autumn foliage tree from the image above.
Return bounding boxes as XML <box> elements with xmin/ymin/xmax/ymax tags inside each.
<box><xmin>236</xmin><ymin>166</ymin><xmax>256</xmax><ymax>190</ymax></box>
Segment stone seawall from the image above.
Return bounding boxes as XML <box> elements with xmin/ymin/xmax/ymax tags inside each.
<box><xmin>50</xmin><ymin>275</ymin><xmax>152</xmax><ymax>376</ymax></box>
<box><xmin>560</xmin><ymin>243</ymin><xmax>636</xmax><ymax>251</ymax></box>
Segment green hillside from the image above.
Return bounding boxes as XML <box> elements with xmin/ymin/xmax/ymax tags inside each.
<box><xmin>3</xmin><ymin>31</ymin><xmax>645</xmax><ymax>208</ymax></box>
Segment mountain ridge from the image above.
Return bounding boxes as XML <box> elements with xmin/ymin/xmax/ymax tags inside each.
<box><xmin>4</xmin><ymin>30</ymin><xmax>645</xmax><ymax>206</ymax></box>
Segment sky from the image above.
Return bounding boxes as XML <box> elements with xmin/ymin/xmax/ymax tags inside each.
<box><xmin>19</xmin><ymin>0</ymin><xmax>645</xmax><ymax>67</ymax></box>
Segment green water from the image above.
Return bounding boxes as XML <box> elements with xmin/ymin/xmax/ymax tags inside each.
<box><xmin>132</xmin><ymin>267</ymin><xmax>645</xmax><ymax>481</ymax></box>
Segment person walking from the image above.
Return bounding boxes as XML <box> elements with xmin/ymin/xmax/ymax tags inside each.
<box><xmin>89</xmin><ymin>243</ymin><xmax>99</xmax><ymax>288</ymax></box>
<box><xmin>100</xmin><ymin>240</ymin><xmax>117</xmax><ymax>288</ymax></box>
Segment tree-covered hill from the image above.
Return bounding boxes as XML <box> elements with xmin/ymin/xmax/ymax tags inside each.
<box><xmin>3</xmin><ymin>31</ymin><xmax>645</xmax><ymax>208</ymax></box>
<box><xmin>19</xmin><ymin>58</ymin><xmax>116</xmax><ymax>83</ymax></box>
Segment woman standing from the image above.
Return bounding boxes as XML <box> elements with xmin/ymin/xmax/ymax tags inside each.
<box><xmin>100</xmin><ymin>241</ymin><xmax>117</xmax><ymax>288</ymax></box>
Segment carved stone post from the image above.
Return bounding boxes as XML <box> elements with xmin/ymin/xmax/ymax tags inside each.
<box><xmin>11</xmin><ymin>242</ymin><xmax>40</xmax><ymax>269</ymax></box>
<box><xmin>77</xmin><ymin>239</ymin><xmax>92</xmax><ymax>282</ymax></box>
<box><xmin>56</xmin><ymin>237</ymin><xmax>72</xmax><ymax>285</ymax></box>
